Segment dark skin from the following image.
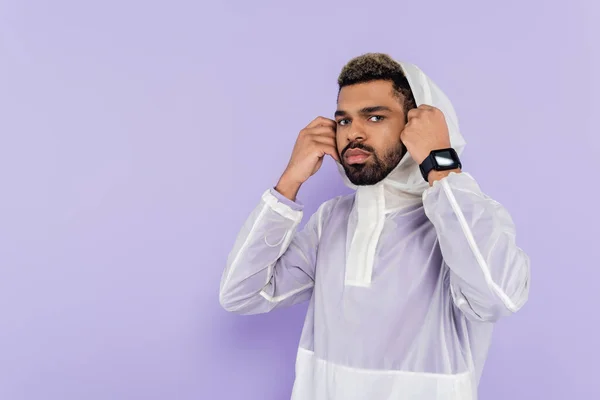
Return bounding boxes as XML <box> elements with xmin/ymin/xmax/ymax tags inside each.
<box><xmin>276</xmin><ymin>80</ymin><xmax>459</xmax><ymax>201</ymax></box>
<box><xmin>334</xmin><ymin>81</ymin><xmax>408</xmax><ymax>186</ymax></box>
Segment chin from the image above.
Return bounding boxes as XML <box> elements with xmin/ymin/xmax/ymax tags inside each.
<box><xmin>347</xmin><ymin>177</ymin><xmax>383</xmax><ymax>186</ymax></box>
<box><xmin>343</xmin><ymin>161</ymin><xmax>396</xmax><ymax>186</ymax></box>
<box><xmin>345</xmin><ymin>171</ymin><xmax>384</xmax><ymax>186</ymax></box>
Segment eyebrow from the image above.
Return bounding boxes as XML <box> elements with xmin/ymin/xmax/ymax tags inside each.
<box><xmin>334</xmin><ymin>105</ymin><xmax>393</xmax><ymax>118</ymax></box>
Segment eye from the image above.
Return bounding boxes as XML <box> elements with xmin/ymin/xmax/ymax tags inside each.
<box><xmin>337</xmin><ymin>119</ymin><xmax>350</xmax><ymax>126</ymax></box>
<box><xmin>369</xmin><ymin>115</ymin><xmax>384</xmax><ymax>122</ymax></box>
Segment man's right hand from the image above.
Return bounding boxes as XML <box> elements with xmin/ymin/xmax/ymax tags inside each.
<box><xmin>275</xmin><ymin>117</ymin><xmax>340</xmax><ymax>202</ymax></box>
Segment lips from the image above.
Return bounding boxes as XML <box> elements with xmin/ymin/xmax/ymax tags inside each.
<box><xmin>344</xmin><ymin>148</ymin><xmax>371</xmax><ymax>165</ymax></box>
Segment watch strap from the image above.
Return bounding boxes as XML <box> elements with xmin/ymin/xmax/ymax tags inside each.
<box><xmin>419</xmin><ymin>148</ymin><xmax>461</xmax><ymax>182</ymax></box>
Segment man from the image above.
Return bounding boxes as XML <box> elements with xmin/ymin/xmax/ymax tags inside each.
<box><xmin>219</xmin><ymin>53</ymin><xmax>530</xmax><ymax>400</ymax></box>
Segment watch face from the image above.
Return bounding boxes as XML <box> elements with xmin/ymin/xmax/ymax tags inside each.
<box><xmin>433</xmin><ymin>150</ymin><xmax>456</xmax><ymax>168</ymax></box>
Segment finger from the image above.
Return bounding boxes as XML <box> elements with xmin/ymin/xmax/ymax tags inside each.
<box><xmin>399</xmin><ymin>124</ymin><xmax>412</xmax><ymax>140</ymax></box>
<box><xmin>311</xmin><ymin>134</ymin><xmax>338</xmax><ymax>148</ymax></box>
<box><xmin>312</xmin><ymin>140</ymin><xmax>340</xmax><ymax>162</ymax></box>
<box><xmin>306</xmin><ymin>116</ymin><xmax>337</xmax><ymax>129</ymax></box>
<box><xmin>305</xmin><ymin>125</ymin><xmax>336</xmax><ymax>138</ymax></box>
<box><xmin>407</xmin><ymin>108</ymin><xmax>421</xmax><ymax>120</ymax></box>
<box><xmin>320</xmin><ymin>144</ymin><xmax>341</xmax><ymax>162</ymax></box>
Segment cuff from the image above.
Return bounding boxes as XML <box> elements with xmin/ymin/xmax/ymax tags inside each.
<box><xmin>261</xmin><ymin>189</ymin><xmax>304</xmax><ymax>222</ymax></box>
<box><xmin>422</xmin><ymin>171</ymin><xmax>481</xmax><ymax>201</ymax></box>
<box><xmin>269</xmin><ymin>188</ymin><xmax>304</xmax><ymax>211</ymax></box>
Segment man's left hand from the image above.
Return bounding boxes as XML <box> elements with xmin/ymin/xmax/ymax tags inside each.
<box><xmin>400</xmin><ymin>105</ymin><xmax>452</xmax><ymax>165</ymax></box>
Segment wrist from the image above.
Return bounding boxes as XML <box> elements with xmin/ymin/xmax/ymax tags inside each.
<box><xmin>275</xmin><ymin>174</ymin><xmax>303</xmax><ymax>202</ymax></box>
<box><xmin>427</xmin><ymin>168</ymin><xmax>461</xmax><ymax>186</ymax></box>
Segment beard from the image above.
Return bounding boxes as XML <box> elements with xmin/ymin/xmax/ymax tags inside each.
<box><xmin>340</xmin><ymin>141</ymin><xmax>406</xmax><ymax>186</ymax></box>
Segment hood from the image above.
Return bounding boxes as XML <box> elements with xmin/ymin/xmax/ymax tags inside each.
<box><xmin>340</xmin><ymin>60</ymin><xmax>467</xmax><ymax>288</ymax></box>
<box><xmin>336</xmin><ymin>60</ymin><xmax>467</xmax><ymax>213</ymax></box>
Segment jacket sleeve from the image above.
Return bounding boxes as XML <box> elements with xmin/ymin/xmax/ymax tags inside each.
<box><xmin>422</xmin><ymin>172</ymin><xmax>530</xmax><ymax>322</ymax></box>
<box><xmin>219</xmin><ymin>188</ymin><xmax>328</xmax><ymax>315</ymax></box>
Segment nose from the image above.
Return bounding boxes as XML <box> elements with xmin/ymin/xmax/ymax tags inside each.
<box><xmin>347</xmin><ymin>123</ymin><xmax>366</xmax><ymax>142</ymax></box>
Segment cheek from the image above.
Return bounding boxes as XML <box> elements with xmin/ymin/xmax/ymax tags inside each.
<box><xmin>382</xmin><ymin>124</ymin><xmax>404</xmax><ymax>144</ymax></box>
<box><xmin>372</xmin><ymin>127</ymin><xmax>403</xmax><ymax>154</ymax></box>
<box><xmin>371</xmin><ymin>126</ymin><xmax>396</xmax><ymax>145</ymax></box>
<box><xmin>396</xmin><ymin>122</ymin><xmax>407</xmax><ymax>138</ymax></box>
<box><xmin>336</xmin><ymin>132</ymin><xmax>344</xmax><ymax>153</ymax></box>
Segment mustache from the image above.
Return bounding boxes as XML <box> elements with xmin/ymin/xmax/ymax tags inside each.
<box><xmin>341</xmin><ymin>142</ymin><xmax>376</xmax><ymax>158</ymax></box>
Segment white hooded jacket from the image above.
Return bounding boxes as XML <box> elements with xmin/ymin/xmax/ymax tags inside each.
<box><xmin>219</xmin><ymin>60</ymin><xmax>530</xmax><ymax>400</ymax></box>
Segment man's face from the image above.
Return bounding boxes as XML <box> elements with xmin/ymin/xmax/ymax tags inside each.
<box><xmin>335</xmin><ymin>80</ymin><xmax>408</xmax><ymax>186</ymax></box>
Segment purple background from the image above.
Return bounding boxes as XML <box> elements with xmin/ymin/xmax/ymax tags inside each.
<box><xmin>1</xmin><ymin>1</ymin><xmax>599</xmax><ymax>399</ymax></box>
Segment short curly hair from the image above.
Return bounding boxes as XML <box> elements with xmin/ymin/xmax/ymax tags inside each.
<box><xmin>337</xmin><ymin>53</ymin><xmax>417</xmax><ymax>116</ymax></box>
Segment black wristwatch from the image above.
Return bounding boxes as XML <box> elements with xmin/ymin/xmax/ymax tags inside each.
<box><xmin>419</xmin><ymin>148</ymin><xmax>462</xmax><ymax>182</ymax></box>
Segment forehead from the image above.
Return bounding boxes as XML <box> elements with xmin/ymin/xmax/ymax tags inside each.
<box><xmin>337</xmin><ymin>80</ymin><xmax>402</xmax><ymax>111</ymax></box>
